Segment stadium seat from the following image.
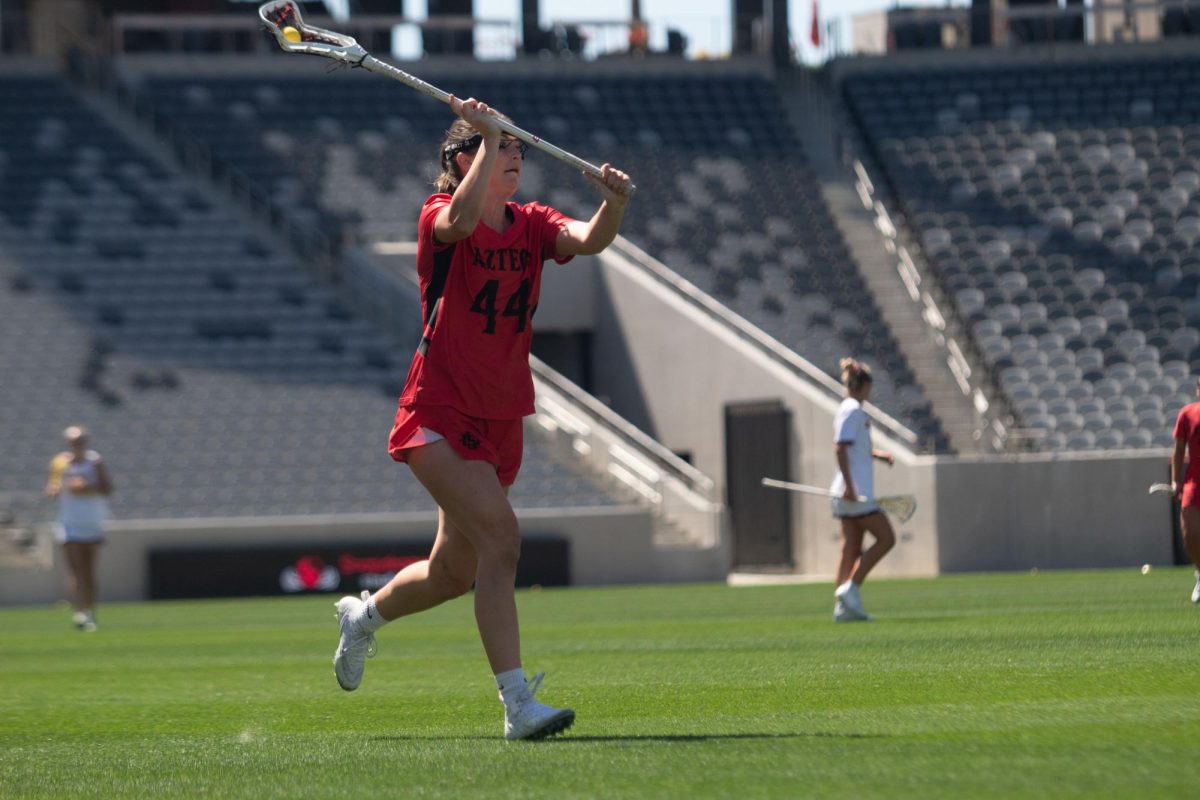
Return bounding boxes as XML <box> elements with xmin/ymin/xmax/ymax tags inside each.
<box><xmin>843</xmin><ymin>54</ymin><xmax>1200</xmax><ymax>450</ymax></box>
<box><xmin>1065</xmin><ymin>430</ymin><xmax>1096</xmax><ymax>450</ymax></box>
<box><xmin>0</xmin><ymin>74</ymin><xmax>624</xmax><ymax>518</ymax></box>
<box><xmin>1124</xmin><ymin>429</ymin><xmax>1153</xmax><ymax>448</ymax></box>
<box><xmin>137</xmin><ymin>71</ymin><xmax>947</xmax><ymax>449</ymax></box>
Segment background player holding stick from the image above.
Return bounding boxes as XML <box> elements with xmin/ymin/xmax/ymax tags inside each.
<box><xmin>830</xmin><ymin>358</ymin><xmax>896</xmax><ymax>623</ymax></box>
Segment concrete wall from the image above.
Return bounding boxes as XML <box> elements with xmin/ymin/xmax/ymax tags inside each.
<box><xmin>2</xmin><ymin>251</ymin><xmax>1179</xmax><ymax>606</ymax></box>
<box><xmin>590</xmin><ymin>249</ymin><xmax>939</xmax><ymax>578</ymax></box>
<box><xmin>535</xmin><ymin>253</ymin><xmax>598</xmax><ymax>332</ymax></box>
<box><xmin>583</xmin><ymin>250</ymin><xmax>1178</xmax><ymax>580</ymax></box>
<box><xmin>934</xmin><ymin>449</ymin><xmax>1175</xmax><ymax>572</ymax></box>
<box><xmin>6</xmin><ymin>447</ymin><xmax>1178</xmax><ymax>607</ymax></box>
<box><xmin>0</xmin><ymin>504</ymin><xmax>734</xmax><ymax>607</ymax></box>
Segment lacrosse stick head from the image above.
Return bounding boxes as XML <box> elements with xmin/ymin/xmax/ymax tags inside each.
<box><xmin>878</xmin><ymin>495</ymin><xmax>917</xmax><ymax>524</ymax></box>
<box><xmin>259</xmin><ymin>0</ymin><xmax>368</xmax><ymax>64</ymax></box>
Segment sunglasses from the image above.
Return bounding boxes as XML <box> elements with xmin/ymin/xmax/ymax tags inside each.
<box><xmin>442</xmin><ymin>135</ymin><xmax>529</xmax><ymax>161</ymax></box>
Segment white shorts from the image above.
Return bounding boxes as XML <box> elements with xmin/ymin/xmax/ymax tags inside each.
<box><xmin>55</xmin><ymin>520</ymin><xmax>106</xmax><ymax>544</ymax></box>
<box><xmin>408</xmin><ymin>426</ymin><xmax>445</xmax><ymax>446</ymax></box>
<box><xmin>831</xmin><ymin>498</ymin><xmax>882</xmax><ymax>519</ymax></box>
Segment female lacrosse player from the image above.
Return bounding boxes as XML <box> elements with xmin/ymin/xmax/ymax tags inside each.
<box><xmin>44</xmin><ymin>426</ymin><xmax>113</xmax><ymax>632</ymax></box>
<box><xmin>331</xmin><ymin>96</ymin><xmax>631</xmax><ymax>740</ymax></box>
<box><xmin>1170</xmin><ymin>377</ymin><xmax>1200</xmax><ymax>603</ymax></box>
<box><xmin>830</xmin><ymin>358</ymin><xmax>896</xmax><ymax>622</ymax></box>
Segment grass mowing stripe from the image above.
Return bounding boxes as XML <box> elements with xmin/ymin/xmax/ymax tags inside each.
<box><xmin>1</xmin><ymin>568</ymin><xmax>1198</xmax><ymax>798</ymax></box>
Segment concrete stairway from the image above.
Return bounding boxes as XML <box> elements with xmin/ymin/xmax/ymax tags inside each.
<box><xmin>822</xmin><ymin>182</ymin><xmax>984</xmax><ymax>453</ymax></box>
<box><xmin>778</xmin><ymin>68</ymin><xmax>986</xmax><ymax>454</ymax></box>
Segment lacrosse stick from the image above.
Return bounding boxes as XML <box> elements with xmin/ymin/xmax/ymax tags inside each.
<box><xmin>258</xmin><ymin>0</ymin><xmax>635</xmax><ymax>194</ymax></box>
<box><xmin>1149</xmin><ymin>482</ymin><xmax>1174</xmax><ymax>495</ymax></box>
<box><xmin>760</xmin><ymin>477</ymin><xmax>917</xmax><ymax>523</ymax></box>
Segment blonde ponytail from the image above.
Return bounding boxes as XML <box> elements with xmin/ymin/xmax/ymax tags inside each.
<box><xmin>840</xmin><ymin>357</ymin><xmax>873</xmax><ymax>392</ymax></box>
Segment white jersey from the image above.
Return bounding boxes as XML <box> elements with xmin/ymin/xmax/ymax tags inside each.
<box><xmin>54</xmin><ymin>450</ymin><xmax>110</xmax><ymax>543</ymax></box>
<box><xmin>830</xmin><ymin>398</ymin><xmax>874</xmax><ymax>501</ymax></box>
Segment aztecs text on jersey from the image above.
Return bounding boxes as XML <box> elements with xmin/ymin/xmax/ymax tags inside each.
<box><xmin>398</xmin><ymin>194</ymin><xmax>575</xmax><ymax>419</ymax></box>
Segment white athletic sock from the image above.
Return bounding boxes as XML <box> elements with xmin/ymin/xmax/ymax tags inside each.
<box><xmin>352</xmin><ymin>595</ymin><xmax>387</xmax><ymax>634</ymax></box>
<box><xmin>495</xmin><ymin>667</ymin><xmax>529</xmax><ymax>708</ymax></box>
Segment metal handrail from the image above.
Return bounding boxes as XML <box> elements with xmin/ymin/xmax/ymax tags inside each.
<box><xmin>529</xmin><ymin>356</ymin><xmax>715</xmax><ymax>496</ymax></box>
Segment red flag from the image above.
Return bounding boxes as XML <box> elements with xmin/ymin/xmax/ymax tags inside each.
<box><xmin>810</xmin><ymin>0</ymin><xmax>821</xmax><ymax>47</ymax></box>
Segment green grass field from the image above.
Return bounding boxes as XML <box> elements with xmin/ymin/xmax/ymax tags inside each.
<box><xmin>2</xmin><ymin>568</ymin><xmax>1199</xmax><ymax>799</ymax></box>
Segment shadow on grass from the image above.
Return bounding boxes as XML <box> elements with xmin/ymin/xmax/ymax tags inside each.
<box><xmin>372</xmin><ymin>732</ymin><xmax>885</xmax><ymax>743</ymax></box>
<box><xmin>541</xmin><ymin>732</ymin><xmax>886</xmax><ymax>743</ymax></box>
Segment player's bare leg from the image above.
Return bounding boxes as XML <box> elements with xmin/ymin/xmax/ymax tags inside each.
<box><xmin>1180</xmin><ymin>506</ymin><xmax>1200</xmax><ymax>603</ymax></box>
<box><xmin>406</xmin><ymin>441</ymin><xmax>522</xmax><ymax>673</ymax></box>
<box><xmin>836</xmin><ymin>518</ymin><xmax>864</xmax><ymax>587</ymax></box>
<box><xmin>372</xmin><ymin>509</ymin><xmax>478</xmax><ymax>618</ymax></box>
<box><xmin>405</xmin><ymin>441</ymin><xmax>572</xmax><ymax>738</ymax></box>
<box><xmin>62</xmin><ymin>542</ymin><xmax>98</xmax><ymax>630</ymax></box>
<box><xmin>834</xmin><ymin>519</ymin><xmax>868</xmax><ymax>621</ymax></box>
<box><xmin>851</xmin><ymin>512</ymin><xmax>896</xmax><ymax>586</ymax></box>
<box><xmin>835</xmin><ymin>513</ymin><xmax>894</xmax><ymax>621</ymax></box>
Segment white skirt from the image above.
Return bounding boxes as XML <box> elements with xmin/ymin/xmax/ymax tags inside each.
<box><xmin>56</xmin><ymin>498</ymin><xmax>109</xmax><ymax>543</ymax></box>
<box><xmin>55</xmin><ymin>520</ymin><xmax>106</xmax><ymax>544</ymax></box>
<box><xmin>831</xmin><ymin>497</ymin><xmax>882</xmax><ymax>519</ymax></box>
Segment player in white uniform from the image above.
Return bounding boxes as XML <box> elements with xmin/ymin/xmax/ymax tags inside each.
<box><xmin>829</xmin><ymin>359</ymin><xmax>895</xmax><ymax>622</ymax></box>
<box><xmin>44</xmin><ymin>426</ymin><xmax>113</xmax><ymax>631</ymax></box>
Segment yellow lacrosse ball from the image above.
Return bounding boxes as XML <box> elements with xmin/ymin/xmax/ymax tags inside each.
<box><xmin>282</xmin><ymin>26</ymin><xmax>301</xmax><ymax>43</ymax></box>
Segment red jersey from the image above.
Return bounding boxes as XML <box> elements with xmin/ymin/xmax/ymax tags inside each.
<box><xmin>397</xmin><ymin>194</ymin><xmax>574</xmax><ymax>419</ymax></box>
<box><xmin>1174</xmin><ymin>401</ymin><xmax>1200</xmax><ymax>494</ymax></box>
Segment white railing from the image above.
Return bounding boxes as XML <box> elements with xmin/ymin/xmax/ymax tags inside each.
<box><xmin>850</xmin><ymin>158</ymin><xmax>1011</xmax><ymax>452</ymax></box>
<box><xmin>530</xmin><ymin>358</ymin><xmax>725</xmax><ymax>550</ymax></box>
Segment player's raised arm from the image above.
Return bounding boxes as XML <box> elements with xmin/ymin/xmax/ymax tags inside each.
<box><xmin>556</xmin><ymin>164</ymin><xmax>633</xmax><ymax>256</ymax></box>
<box><xmin>435</xmin><ymin>96</ymin><xmax>503</xmax><ymax>243</ymax></box>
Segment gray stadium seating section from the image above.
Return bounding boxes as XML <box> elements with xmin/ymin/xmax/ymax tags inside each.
<box><xmin>135</xmin><ymin>71</ymin><xmax>949</xmax><ymax>451</ymax></box>
<box><xmin>0</xmin><ymin>75</ymin><xmax>620</xmax><ymax>518</ymax></box>
<box><xmin>844</xmin><ymin>55</ymin><xmax>1200</xmax><ymax>450</ymax></box>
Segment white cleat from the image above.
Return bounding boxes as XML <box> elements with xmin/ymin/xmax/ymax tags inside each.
<box><xmin>502</xmin><ymin>672</ymin><xmax>575</xmax><ymax>741</ymax></box>
<box><xmin>1192</xmin><ymin>571</ymin><xmax>1200</xmax><ymax>604</ymax></box>
<box><xmin>834</xmin><ymin>581</ymin><xmax>873</xmax><ymax>621</ymax></box>
<box><xmin>333</xmin><ymin>590</ymin><xmax>376</xmax><ymax>691</ymax></box>
<box><xmin>833</xmin><ymin>600</ymin><xmax>871</xmax><ymax>623</ymax></box>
